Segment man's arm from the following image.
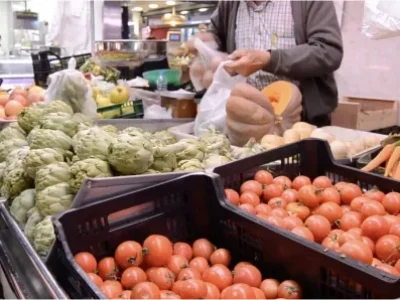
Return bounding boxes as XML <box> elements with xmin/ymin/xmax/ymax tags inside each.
<box><xmin>208</xmin><ymin>2</ymin><xmax>227</xmax><ymax>52</ymax></box>
<box><xmin>265</xmin><ymin>1</ymin><xmax>343</xmax><ymax>79</ymax></box>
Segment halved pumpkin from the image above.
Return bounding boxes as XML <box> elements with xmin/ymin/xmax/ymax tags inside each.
<box><xmin>226</xmin><ymin>81</ymin><xmax>302</xmax><ymax>146</ymax></box>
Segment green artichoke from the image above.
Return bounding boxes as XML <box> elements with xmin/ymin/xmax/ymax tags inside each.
<box><xmin>18</xmin><ymin>104</ymin><xmax>45</xmax><ymax>133</ymax></box>
<box><xmin>108</xmin><ymin>134</ymin><xmax>154</xmax><ymax>175</ymax></box>
<box><xmin>69</xmin><ymin>158</ymin><xmax>113</xmax><ymax>193</ymax></box>
<box><xmin>1</xmin><ymin>167</ymin><xmax>34</xmax><ymax>198</ymax></box>
<box><xmin>0</xmin><ymin>139</ymin><xmax>29</xmax><ymax>162</ymax></box>
<box><xmin>10</xmin><ymin>189</ymin><xmax>36</xmax><ymax>226</ymax></box>
<box><xmin>231</xmin><ymin>138</ymin><xmax>264</xmax><ymax>160</ymax></box>
<box><xmin>175</xmin><ymin>139</ymin><xmax>206</xmax><ymax>162</ymax></box>
<box><xmin>28</xmin><ymin>129</ymin><xmax>72</xmax><ymax>154</ymax></box>
<box><xmin>39</xmin><ymin>112</ymin><xmax>79</xmax><ymax>137</ymax></box>
<box><xmin>35</xmin><ymin>162</ymin><xmax>70</xmax><ymax>192</ymax></box>
<box><xmin>121</xmin><ymin>127</ymin><xmax>145</xmax><ymax>137</ymax></box>
<box><xmin>0</xmin><ymin>161</ymin><xmax>5</xmax><ymax>186</ymax></box>
<box><xmin>143</xmin><ymin>169</ymin><xmax>161</xmax><ymax>174</ymax></box>
<box><xmin>175</xmin><ymin>159</ymin><xmax>204</xmax><ymax>172</ymax></box>
<box><xmin>45</xmin><ymin>100</ymin><xmax>74</xmax><ymax>115</ymax></box>
<box><xmin>153</xmin><ymin>130</ymin><xmax>177</xmax><ymax>145</ymax></box>
<box><xmin>23</xmin><ymin>148</ymin><xmax>64</xmax><ymax>179</ymax></box>
<box><xmin>24</xmin><ymin>207</ymin><xmax>43</xmax><ymax>242</ymax></box>
<box><xmin>202</xmin><ymin>153</ymin><xmax>232</xmax><ymax>169</ymax></box>
<box><xmin>36</xmin><ymin>182</ymin><xmax>74</xmax><ymax>216</ymax></box>
<box><xmin>101</xmin><ymin>125</ymin><xmax>119</xmax><ymax>135</ymax></box>
<box><xmin>33</xmin><ymin>216</ymin><xmax>56</xmax><ymax>257</ymax></box>
<box><xmin>6</xmin><ymin>146</ymin><xmax>30</xmax><ymax>166</ymax></box>
<box><xmin>72</xmin><ymin>113</ymin><xmax>96</xmax><ymax>125</ymax></box>
<box><xmin>200</xmin><ymin>129</ymin><xmax>231</xmax><ymax>156</ymax></box>
<box><xmin>151</xmin><ymin>154</ymin><xmax>177</xmax><ymax>172</ymax></box>
<box><xmin>73</xmin><ymin>127</ymin><xmax>115</xmax><ymax>160</ymax></box>
<box><xmin>0</xmin><ymin>123</ymin><xmax>27</xmax><ymax>142</ymax></box>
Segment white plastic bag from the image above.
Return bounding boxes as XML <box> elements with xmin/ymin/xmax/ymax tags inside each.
<box><xmin>362</xmin><ymin>0</ymin><xmax>400</xmax><ymax>39</ymax></box>
<box><xmin>189</xmin><ymin>38</ymin><xmax>229</xmax><ymax>91</ymax></box>
<box><xmin>144</xmin><ymin>104</ymin><xmax>172</xmax><ymax>119</ymax></box>
<box><xmin>45</xmin><ymin>57</ymin><xmax>98</xmax><ymax>117</ymax></box>
<box><xmin>194</xmin><ymin>62</ymin><xmax>246</xmax><ymax>136</ymax></box>
<box><xmin>131</xmin><ymin>88</ymin><xmax>161</xmax><ymax>110</ymax></box>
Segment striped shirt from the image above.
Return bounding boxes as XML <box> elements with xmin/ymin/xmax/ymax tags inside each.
<box><xmin>235</xmin><ymin>0</ymin><xmax>298</xmax><ymax>90</ymax></box>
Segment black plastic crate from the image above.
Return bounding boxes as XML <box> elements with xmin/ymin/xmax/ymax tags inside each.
<box><xmin>213</xmin><ymin>139</ymin><xmax>400</xmax><ymax>299</ymax></box>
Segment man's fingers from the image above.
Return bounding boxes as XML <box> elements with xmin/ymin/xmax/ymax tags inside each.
<box><xmin>224</xmin><ymin>60</ymin><xmax>243</xmax><ymax>76</ymax></box>
<box><xmin>228</xmin><ymin>49</ymin><xmax>247</xmax><ymax>60</ymax></box>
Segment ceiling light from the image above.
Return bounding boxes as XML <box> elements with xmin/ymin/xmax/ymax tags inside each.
<box><xmin>198</xmin><ymin>7</ymin><xmax>208</xmax><ymax>12</ymax></box>
<box><xmin>148</xmin><ymin>3</ymin><xmax>159</xmax><ymax>9</ymax></box>
<box><xmin>166</xmin><ymin>1</ymin><xmax>176</xmax><ymax>5</ymax></box>
<box><xmin>132</xmin><ymin>6</ymin><xmax>143</xmax><ymax>12</ymax></box>
<box><xmin>162</xmin><ymin>6</ymin><xmax>185</xmax><ymax>26</ymax></box>
<box><xmin>180</xmin><ymin>10</ymin><xmax>189</xmax><ymax>15</ymax></box>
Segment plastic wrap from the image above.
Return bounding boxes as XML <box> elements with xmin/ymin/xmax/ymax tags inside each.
<box><xmin>362</xmin><ymin>0</ymin><xmax>400</xmax><ymax>39</ymax></box>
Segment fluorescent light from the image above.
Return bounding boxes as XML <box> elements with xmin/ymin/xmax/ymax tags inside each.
<box><xmin>166</xmin><ymin>1</ymin><xmax>176</xmax><ymax>5</ymax></box>
<box><xmin>148</xmin><ymin>3</ymin><xmax>159</xmax><ymax>9</ymax></box>
<box><xmin>132</xmin><ymin>6</ymin><xmax>143</xmax><ymax>12</ymax></box>
<box><xmin>180</xmin><ymin>10</ymin><xmax>189</xmax><ymax>15</ymax></box>
<box><xmin>198</xmin><ymin>8</ymin><xmax>208</xmax><ymax>12</ymax></box>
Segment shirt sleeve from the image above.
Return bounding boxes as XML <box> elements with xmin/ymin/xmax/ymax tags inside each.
<box><xmin>264</xmin><ymin>1</ymin><xmax>343</xmax><ymax>80</ymax></box>
<box><xmin>208</xmin><ymin>2</ymin><xmax>227</xmax><ymax>52</ymax></box>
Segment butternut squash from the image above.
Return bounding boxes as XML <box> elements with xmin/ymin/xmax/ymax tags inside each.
<box><xmin>226</xmin><ymin>81</ymin><xmax>302</xmax><ymax>146</ymax></box>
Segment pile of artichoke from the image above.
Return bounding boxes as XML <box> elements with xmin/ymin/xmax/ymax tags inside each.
<box><xmin>0</xmin><ymin>101</ymin><xmax>264</xmax><ymax>259</ymax></box>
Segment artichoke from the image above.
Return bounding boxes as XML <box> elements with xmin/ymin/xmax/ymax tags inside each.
<box><xmin>35</xmin><ymin>162</ymin><xmax>70</xmax><ymax>192</ymax></box>
<box><xmin>72</xmin><ymin>113</ymin><xmax>96</xmax><ymax>125</ymax></box>
<box><xmin>73</xmin><ymin>127</ymin><xmax>115</xmax><ymax>160</ymax></box>
<box><xmin>202</xmin><ymin>153</ymin><xmax>232</xmax><ymax>169</ymax></box>
<box><xmin>33</xmin><ymin>216</ymin><xmax>56</xmax><ymax>258</ymax></box>
<box><xmin>175</xmin><ymin>139</ymin><xmax>206</xmax><ymax>161</ymax></box>
<box><xmin>121</xmin><ymin>127</ymin><xmax>145</xmax><ymax>137</ymax></box>
<box><xmin>0</xmin><ymin>139</ymin><xmax>28</xmax><ymax>162</ymax></box>
<box><xmin>0</xmin><ymin>123</ymin><xmax>27</xmax><ymax>142</ymax></box>
<box><xmin>39</xmin><ymin>112</ymin><xmax>79</xmax><ymax>137</ymax></box>
<box><xmin>143</xmin><ymin>169</ymin><xmax>162</xmax><ymax>174</ymax></box>
<box><xmin>151</xmin><ymin>154</ymin><xmax>177</xmax><ymax>172</ymax></box>
<box><xmin>231</xmin><ymin>138</ymin><xmax>264</xmax><ymax>160</ymax></box>
<box><xmin>36</xmin><ymin>182</ymin><xmax>74</xmax><ymax>216</ymax></box>
<box><xmin>10</xmin><ymin>189</ymin><xmax>36</xmax><ymax>226</ymax></box>
<box><xmin>108</xmin><ymin>134</ymin><xmax>154</xmax><ymax>175</ymax></box>
<box><xmin>23</xmin><ymin>148</ymin><xmax>64</xmax><ymax>179</ymax></box>
<box><xmin>4</xmin><ymin>147</ymin><xmax>30</xmax><ymax>177</ymax></box>
<box><xmin>24</xmin><ymin>207</ymin><xmax>43</xmax><ymax>242</ymax></box>
<box><xmin>45</xmin><ymin>100</ymin><xmax>74</xmax><ymax>115</ymax></box>
<box><xmin>28</xmin><ymin>129</ymin><xmax>72</xmax><ymax>154</ymax></box>
<box><xmin>0</xmin><ymin>161</ymin><xmax>5</xmax><ymax>186</ymax></box>
<box><xmin>153</xmin><ymin>131</ymin><xmax>177</xmax><ymax>145</ymax></box>
<box><xmin>69</xmin><ymin>158</ymin><xmax>113</xmax><ymax>193</ymax></box>
<box><xmin>18</xmin><ymin>104</ymin><xmax>45</xmax><ymax>133</ymax></box>
<box><xmin>101</xmin><ymin>125</ymin><xmax>119</xmax><ymax>135</ymax></box>
<box><xmin>200</xmin><ymin>129</ymin><xmax>231</xmax><ymax>156</ymax></box>
<box><xmin>1</xmin><ymin>167</ymin><xmax>34</xmax><ymax>198</ymax></box>
<box><xmin>175</xmin><ymin>159</ymin><xmax>204</xmax><ymax>172</ymax></box>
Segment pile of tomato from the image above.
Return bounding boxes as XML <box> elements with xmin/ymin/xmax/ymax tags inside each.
<box><xmin>225</xmin><ymin>170</ymin><xmax>400</xmax><ymax>276</ymax></box>
<box><xmin>74</xmin><ymin>235</ymin><xmax>302</xmax><ymax>299</ymax></box>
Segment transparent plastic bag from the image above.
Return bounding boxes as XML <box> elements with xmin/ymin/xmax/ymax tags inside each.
<box><xmin>131</xmin><ymin>88</ymin><xmax>161</xmax><ymax>110</ymax></box>
<box><xmin>45</xmin><ymin>57</ymin><xmax>98</xmax><ymax>117</ymax></box>
<box><xmin>189</xmin><ymin>38</ymin><xmax>229</xmax><ymax>91</ymax></box>
<box><xmin>362</xmin><ymin>0</ymin><xmax>400</xmax><ymax>39</ymax></box>
<box><xmin>144</xmin><ymin>105</ymin><xmax>172</xmax><ymax>119</ymax></box>
<box><xmin>194</xmin><ymin>62</ymin><xmax>246</xmax><ymax>136</ymax></box>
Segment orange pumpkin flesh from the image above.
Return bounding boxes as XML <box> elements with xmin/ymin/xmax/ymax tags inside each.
<box><xmin>262</xmin><ymin>81</ymin><xmax>294</xmax><ymax>116</ymax></box>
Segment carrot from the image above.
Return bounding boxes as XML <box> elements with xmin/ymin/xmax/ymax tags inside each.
<box><xmin>385</xmin><ymin>146</ymin><xmax>400</xmax><ymax>177</ymax></box>
<box><xmin>390</xmin><ymin>161</ymin><xmax>399</xmax><ymax>177</ymax></box>
<box><xmin>361</xmin><ymin>144</ymin><xmax>395</xmax><ymax>172</ymax></box>
<box><xmin>393</xmin><ymin>162</ymin><xmax>400</xmax><ymax>180</ymax></box>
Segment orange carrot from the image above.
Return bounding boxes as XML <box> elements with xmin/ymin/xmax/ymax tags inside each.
<box><xmin>385</xmin><ymin>146</ymin><xmax>400</xmax><ymax>177</ymax></box>
<box><xmin>393</xmin><ymin>162</ymin><xmax>400</xmax><ymax>180</ymax></box>
<box><xmin>361</xmin><ymin>144</ymin><xmax>395</xmax><ymax>172</ymax></box>
<box><xmin>390</xmin><ymin>161</ymin><xmax>399</xmax><ymax>177</ymax></box>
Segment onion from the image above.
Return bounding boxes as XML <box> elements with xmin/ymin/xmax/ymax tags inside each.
<box><xmin>330</xmin><ymin>140</ymin><xmax>348</xmax><ymax>159</ymax></box>
<box><xmin>351</xmin><ymin>139</ymin><xmax>365</xmax><ymax>153</ymax></box>
<box><xmin>292</xmin><ymin>122</ymin><xmax>313</xmax><ymax>139</ymax></box>
<box><xmin>363</xmin><ymin>135</ymin><xmax>380</xmax><ymax>149</ymax></box>
<box><xmin>283</xmin><ymin>129</ymin><xmax>301</xmax><ymax>144</ymax></box>
<box><xmin>261</xmin><ymin>134</ymin><xmax>284</xmax><ymax>150</ymax></box>
<box><xmin>310</xmin><ymin>129</ymin><xmax>335</xmax><ymax>143</ymax></box>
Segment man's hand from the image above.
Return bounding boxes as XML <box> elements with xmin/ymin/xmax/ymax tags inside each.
<box><xmin>185</xmin><ymin>32</ymin><xmax>216</xmax><ymax>54</ymax></box>
<box><xmin>224</xmin><ymin>49</ymin><xmax>271</xmax><ymax>77</ymax></box>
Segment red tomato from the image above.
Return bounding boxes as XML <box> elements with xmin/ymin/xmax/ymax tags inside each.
<box><xmin>371</xmin><ymin>258</ymin><xmax>383</xmax><ymax>267</ymax></box>
<box><xmin>253</xmin><ymin>287</ymin><xmax>266</xmax><ymax>299</ymax></box>
<box><xmin>364</xmin><ymin>188</ymin><xmax>385</xmax><ymax>202</ymax></box>
<box><xmin>361</xmin><ymin>215</ymin><xmax>390</xmax><ymax>241</ymax></box>
<box><xmin>360</xmin><ymin>200</ymin><xmax>386</xmax><ymax>219</ymax></box>
<box><xmin>240</xmin><ymin>180</ymin><xmax>263</xmax><ymax>197</ymax></box>
<box><xmin>259</xmin><ymin>278</ymin><xmax>279</xmax><ymax>299</ymax></box>
<box><xmin>375</xmin><ymin>234</ymin><xmax>400</xmax><ymax>263</ymax></box>
<box><xmin>119</xmin><ymin>290</ymin><xmax>132</xmax><ymax>299</ymax></box>
<box><xmin>329</xmin><ymin>229</ymin><xmax>345</xmax><ymax>240</ymax></box>
<box><xmin>233</xmin><ymin>264</ymin><xmax>262</xmax><ymax>287</ymax></box>
<box><xmin>292</xmin><ymin>176</ymin><xmax>312</xmax><ymax>191</ymax></box>
<box><xmin>171</xmin><ymin>281</ymin><xmax>184</xmax><ymax>295</ymax></box>
<box><xmin>177</xmin><ymin>267</ymin><xmax>201</xmax><ymax>281</ymax></box>
<box><xmin>348</xmin><ymin>227</ymin><xmax>362</xmax><ymax>236</ymax></box>
<box><xmin>240</xmin><ymin>192</ymin><xmax>261</xmax><ymax>206</ymax></box>
<box><xmin>286</xmin><ymin>202</ymin><xmax>310</xmax><ymax>221</ymax></box>
<box><xmin>335</xmin><ymin>181</ymin><xmax>347</xmax><ymax>190</ymax></box>
<box><xmin>221</xmin><ymin>283</ymin><xmax>256</xmax><ymax>299</ymax></box>
<box><xmin>100</xmin><ymin>281</ymin><xmax>123</xmax><ymax>299</ymax></box>
<box><xmin>120</xmin><ymin>266</ymin><xmax>147</xmax><ymax>289</ymax></box>
<box><xmin>256</xmin><ymin>213</ymin><xmax>270</xmax><ymax>223</ymax></box>
<box><xmin>131</xmin><ymin>282</ymin><xmax>161</xmax><ymax>299</ymax></box>
<box><xmin>202</xmin><ymin>264</ymin><xmax>233</xmax><ymax>291</ymax></box>
<box><xmin>204</xmin><ymin>282</ymin><xmax>221</xmax><ymax>299</ymax></box>
<box><xmin>281</xmin><ymin>189</ymin><xmax>298</xmax><ymax>203</ymax></box>
<box><xmin>361</xmin><ymin>236</ymin><xmax>375</xmax><ymax>254</ymax></box>
<box><xmin>255</xmin><ymin>203</ymin><xmax>272</xmax><ymax>215</ymax></box>
<box><xmin>173</xmin><ymin>242</ymin><xmax>193</xmax><ymax>261</ymax></box>
<box><xmin>277</xmin><ymin>280</ymin><xmax>302</xmax><ymax>299</ymax></box>
<box><xmin>263</xmin><ymin>184</ymin><xmax>284</xmax><ymax>201</ymax></box>
<box><xmin>340</xmin><ymin>240</ymin><xmax>373</xmax><ymax>264</ymax></box>
<box><xmin>114</xmin><ymin>240</ymin><xmax>143</xmax><ymax>269</ymax></box>
<box><xmin>340</xmin><ymin>183</ymin><xmax>362</xmax><ymax>205</ymax></box>
<box><xmin>264</xmin><ymin>215</ymin><xmax>286</xmax><ymax>229</ymax></box>
<box><xmin>283</xmin><ymin>216</ymin><xmax>304</xmax><ymax>231</ymax></box>
<box><xmin>318</xmin><ymin>202</ymin><xmax>343</xmax><ymax>224</ymax></box>
<box><xmin>188</xmin><ymin>257</ymin><xmax>209</xmax><ymax>276</ymax></box>
<box><xmin>239</xmin><ymin>203</ymin><xmax>256</xmax><ymax>215</ymax></box>
<box><xmin>382</xmin><ymin>192</ymin><xmax>400</xmax><ymax>215</ymax></box>
<box><xmin>384</xmin><ymin>215</ymin><xmax>400</xmax><ymax>228</ymax></box>
<box><xmin>298</xmin><ymin>185</ymin><xmax>322</xmax><ymax>209</ymax></box>
<box><xmin>322</xmin><ymin>235</ymin><xmax>341</xmax><ymax>251</ymax></box>
<box><xmin>74</xmin><ymin>252</ymin><xmax>97</xmax><ymax>273</ymax></box>
<box><xmin>98</xmin><ymin>257</ymin><xmax>119</xmax><ymax>280</ymax></box>
<box><xmin>192</xmin><ymin>238</ymin><xmax>214</xmax><ymax>261</ymax></box>
<box><xmin>376</xmin><ymin>263</ymin><xmax>400</xmax><ymax>276</ymax></box>
<box><xmin>312</xmin><ymin>176</ymin><xmax>332</xmax><ymax>189</ymax></box>
<box><xmin>167</xmin><ymin>255</ymin><xmax>189</xmax><ymax>276</ymax></box>
<box><xmin>268</xmin><ymin>197</ymin><xmax>288</xmax><ymax>209</ymax></box>
<box><xmin>270</xmin><ymin>208</ymin><xmax>289</xmax><ymax>219</ymax></box>
<box><xmin>210</xmin><ymin>248</ymin><xmax>231</xmax><ymax>267</ymax></box>
<box><xmin>148</xmin><ymin>267</ymin><xmax>176</xmax><ymax>290</ymax></box>
<box><xmin>225</xmin><ymin>189</ymin><xmax>240</xmax><ymax>206</ymax></box>
<box><xmin>339</xmin><ymin>231</ymin><xmax>362</xmax><ymax>246</ymax></box>
<box><xmin>338</xmin><ymin>212</ymin><xmax>363</xmax><ymax>231</ymax></box>
<box><xmin>291</xmin><ymin>226</ymin><xmax>314</xmax><ymax>242</ymax></box>
<box><xmin>254</xmin><ymin>170</ymin><xmax>274</xmax><ymax>185</ymax></box>
<box><xmin>341</xmin><ymin>205</ymin><xmax>351</xmax><ymax>214</ymax></box>
<box><xmin>395</xmin><ymin>259</ymin><xmax>400</xmax><ymax>273</ymax></box>
<box><xmin>179</xmin><ymin>279</ymin><xmax>207</xmax><ymax>299</ymax></box>
<box><xmin>87</xmin><ymin>273</ymin><xmax>103</xmax><ymax>288</ymax></box>
<box><xmin>273</xmin><ymin>176</ymin><xmax>292</xmax><ymax>189</ymax></box>
<box><xmin>305</xmin><ymin>215</ymin><xmax>331</xmax><ymax>242</ymax></box>
<box><xmin>143</xmin><ymin>235</ymin><xmax>173</xmax><ymax>267</ymax></box>
<box><xmin>160</xmin><ymin>290</ymin><xmax>181</xmax><ymax>299</ymax></box>
<box><xmin>350</xmin><ymin>196</ymin><xmax>372</xmax><ymax>212</ymax></box>
<box><xmin>390</xmin><ymin>223</ymin><xmax>400</xmax><ymax>238</ymax></box>
<box><xmin>320</xmin><ymin>187</ymin><xmax>341</xmax><ymax>204</ymax></box>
